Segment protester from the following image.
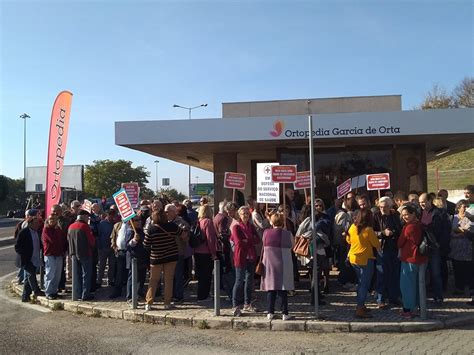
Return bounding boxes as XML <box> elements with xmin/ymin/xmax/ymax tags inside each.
<box><xmin>13</xmin><ymin>209</ymin><xmax>38</xmax><ymax>285</ymax></box>
<box><xmin>15</xmin><ymin>216</ymin><xmax>44</xmax><ymax>302</ymax></box>
<box><xmin>125</xmin><ymin>216</ymin><xmax>148</xmax><ymax>303</ymax></box>
<box><xmin>165</xmin><ymin>204</ymin><xmax>190</xmax><ymax>303</ymax></box>
<box><xmin>89</xmin><ymin>203</ymin><xmax>102</xmax><ymax>292</ymax></box>
<box><xmin>194</xmin><ymin>204</ymin><xmax>218</xmax><ymax>301</ymax></box>
<box><xmin>231</xmin><ymin>206</ymin><xmax>260</xmax><ymax>316</ymax></box>
<box><xmin>97</xmin><ymin>209</ymin><xmax>116</xmax><ymax>287</ymax></box>
<box><xmin>42</xmin><ymin>214</ymin><xmax>67</xmax><ymax>299</ymax></box>
<box><xmin>373</xmin><ymin>196</ymin><xmax>402</xmax><ymax>308</ymax></box>
<box><xmin>67</xmin><ymin>210</ymin><xmax>95</xmax><ymax>301</ymax></box>
<box><xmin>398</xmin><ymin>204</ymin><xmax>428</xmax><ymax>318</ymax></box>
<box><xmin>346</xmin><ymin>208</ymin><xmax>381</xmax><ymax>318</ymax></box>
<box><xmin>177</xmin><ymin>204</ymin><xmax>193</xmax><ymax>288</ymax></box>
<box><xmin>143</xmin><ymin>210</ymin><xmax>180</xmax><ymax>310</ymax></box>
<box><xmin>449</xmin><ymin>200</ymin><xmax>474</xmax><ymax>296</ymax></box>
<box><xmin>419</xmin><ymin>192</ymin><xmax>450</xmax><ymax>304</ymax></box>
<box><xmin>109</xmin><ymin>215</ymin><xmax>130</xmax><ymax>299</ymax></box>
<box><xmin>213</xmin><ymin>201</ymin><xmax>235</xmax><ymax>301</ymax></box>
<box><xmin>438</xmin><ymin>189</ymin><xmax>456</xmax><ymax>217</ymax></box>
<box><xmin>261</xmin><ymin>212</ymin><xmax>294</xmax><ymax>320</ymax></box>
<box><xmin>183</xmin><ymin>199</ymin><xmax>198</xmax><ymax>226</ymax></box>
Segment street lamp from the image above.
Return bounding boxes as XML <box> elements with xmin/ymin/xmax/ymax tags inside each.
<box><xmin>172</xmin><ymin>103</ymin><xmax>207</xmax><ymax>197</ymax></box>
<box><xmin>154</xmin><ymin>160</ymin><xmax>159</xmax><ymax>195</ymax></box>
<box><xmin>195</xmin><ymin>175</ymin><xmax>200</xmax><ymax>185</ymax></box>
<box><xmin>19</xmin><ymin>113</ymin><xmax>30</xmax><ymax>190</ymax></box>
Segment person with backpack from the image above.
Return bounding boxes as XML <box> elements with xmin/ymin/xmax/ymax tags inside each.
<box><xmin>398</xmin><ymin>204</ymin><xmax>428</xmax><ymax>318</ymax></box>
<box><xmin>194</xmin><ymin>204</ymin><xmax>218</xmax><ymax>301</ymax></box>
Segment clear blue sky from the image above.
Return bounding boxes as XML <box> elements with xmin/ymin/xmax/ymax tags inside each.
<box><xmin>1</xmin><ymin>0</ymin><xmax>472</xmax><ymax>195</ymax></box>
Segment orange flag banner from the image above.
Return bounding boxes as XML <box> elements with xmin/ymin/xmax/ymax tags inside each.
<box><xmin>45</xmin><ymin>91</ymin><xmax>73</xmax><ymax>215</ymax></box>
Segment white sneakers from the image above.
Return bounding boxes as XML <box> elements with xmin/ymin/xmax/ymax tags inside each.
<box><xmin>267</xmin><ymin>313</ymin><xmax>293</xmax><ymax>321</ymax></box>
<box><xmin>145</xmin><ymin>304</ymin><xmax>152</xmax><ymax>311</ymax></box>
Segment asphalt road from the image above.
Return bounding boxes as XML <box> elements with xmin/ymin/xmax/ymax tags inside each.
<box><xmin>0</xmin><ymin>218</ymin><xmax>473</xmax><ymax>354</ymax></box>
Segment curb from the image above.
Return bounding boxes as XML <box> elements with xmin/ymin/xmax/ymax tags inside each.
<box><xmin>9</xmin><ymin>280</ymin><xmax>474</xmax><ymax>333</ymax></box>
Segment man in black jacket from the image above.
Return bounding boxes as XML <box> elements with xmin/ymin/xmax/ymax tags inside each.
<box><xmin>15</xmin><ymin>217</ymin><xmax>44</xmax><ymax>302</ymax></box>
<box><xmin>373</xmin><ymin>197</ymin><xmax>402</xmax><ymax>307</ymax></box>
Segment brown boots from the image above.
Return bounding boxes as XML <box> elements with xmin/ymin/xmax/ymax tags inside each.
<box><xmin>355</xmin><ymin>306</ymin><xmax>373</xmax><ymax>319</ymax></box>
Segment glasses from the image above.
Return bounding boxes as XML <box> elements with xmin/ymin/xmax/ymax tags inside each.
<box><xmin>315</xmin><ymin>205</ymin><xmax>323</xmax><ymax>208</ymax></box>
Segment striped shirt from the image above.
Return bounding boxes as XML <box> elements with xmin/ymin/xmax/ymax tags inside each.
<box><xmin>143</xmin><ymin>222</ymin><xmax>180</xmax><ymax>265</ymax></box>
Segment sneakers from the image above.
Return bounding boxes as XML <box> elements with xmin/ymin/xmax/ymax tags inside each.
<box><xmin>287</xmin><ymin>290</ymin><xmax>296</xmax><ymax>297</ymax></box>
<box><xmin>267</xmin><ymin>313</ymin><xmax>275</xmax><ymax>320</ymax></box>
<box><xmin>145</xmin><ymin>304</ymin><xmax>152</xmax><ymax>311</ymax></box>
<box><xmin>163</xmin><ymin>304</ymin><xmax>176</xmax><ymax>310</ymax></box>
<box><xmin>282</xmin><ymin>314</ymin><xmax>293</xmax><ymax>321</ymax></box>
<box><xmin>243</xmin><ymin>304</ymin><xmax>258</xmax><ymax>312</ymax></box>
<box><xmin>232</xmin><ymin>307</ymin><xmax>242</xmax><ymax>317</ymax></box>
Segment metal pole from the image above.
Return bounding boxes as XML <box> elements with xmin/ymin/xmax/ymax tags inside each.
<box><xmin>155</xmin><ymin>161</ymin><xmax>159</xmax><ymax>194</ymax></box>
<box><xmin>308</xmin><ymin>111</ymin><xmax>319</xmax><ymax>318</ymax></box>
<box><xmin>72</xmin><ymin>255</ymin><xmax>78</xmax><ymax>301</ymax></box>
<box><xmin>214</xmin><ymin>258</ymin><xmax>220</xmax><ymax>316</ymax></box>
<box><xmin>419</xmin><ymin>262</ymin><xmax>427</xmax><ymax>320</ymax></box>
<box><xmin>24</xmin><ymin>116</ymin><xmax>26</xmax><ymax>190</ymax></box>
<box><xmin>188</xmin><ymin>108</ymin><xmax>192</xmax><ymax>198</ymax></box>
<box><xmin>132</xmin><ymin>257</ymin><xmax>138</xmax><ymax>309</ymax></box>
<box><xmin>40</xmin><ymin>250</ymin><xmax>45</xmax><ymax>290</ymax></box>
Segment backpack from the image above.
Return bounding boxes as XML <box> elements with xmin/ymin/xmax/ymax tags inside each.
<box><xmin>189</xmin><ymin>221</ymin><xmax>206</xmax><ymax>248</ymax></box>
<box><xmin>418</xmin><ymin>225</ymin><xmax>439</xmax><ymax>256</ymax></box>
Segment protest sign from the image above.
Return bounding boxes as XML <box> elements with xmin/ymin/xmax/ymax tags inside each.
<box><xmin>224</xmin><ymin>172</ymin><xmax>246</xmax><ymax>189</ymax></box>
<box><xmin>113</xmin><ymin>188</ymin><xmax>137</xmax><ymax>223</ymax></box>
<box><xmin>337</xmin><ymin>178</ymin><xmax>352</xmax><ymax>199</ymax></box>
<box><xmin>256</xmin><ymin>163</ymin><xmax>280</xmax><ymax>204</ymax></box>
<box><xmin>271</xmin><ymin>165</ymin><xmax>297</xmax><ymax>183</ymax></box>
<box><xmin>121</xmin><ymin>182</ymin><xmax>140</xmax><ymax>208</ymax></box>
<box><xmin>82</xmin><ymin>199</ymin><xmax>92</xmax><ymax>213</ymax></box>
<box><xmin>366</xmin><ymin>173</ymin><xmax>391</xmax><ymax>191</ymax></box>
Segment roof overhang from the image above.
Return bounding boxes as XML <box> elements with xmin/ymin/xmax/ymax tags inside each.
<box><xmin>116</xmin><ymin>108</ymin><xmax>474</xmax><ymax>171</ymax></box>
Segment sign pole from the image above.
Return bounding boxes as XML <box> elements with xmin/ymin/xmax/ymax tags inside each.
<box><xmin>308</xmin><ymin>113</ymin><xmax>319</xmax><ymax>318</ymax></box>
<box><xmin>378</xmin><ymin>189</ymin><xmax>381</xmax><ymax>200</ymax></box>
<box><xmin>232</xmin><ymin>189</ymin><xmax>236</xmax><ymax>203</ymax></box>
<box><xmin>304</xmin><ymin>188</ymin><xmax>308</xmax><ymax>203</ymax></box>
<box><xmin>283</xmin><ymin>183</ymin><xmax>286</xmax><ymax>229</ymax></box>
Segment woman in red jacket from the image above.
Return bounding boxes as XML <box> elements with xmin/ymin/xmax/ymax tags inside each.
<box><xmin>230</xmin><ymin>206</ymin><xmax>260</xmax><ymax>316</ymax></box>
<box><xmin>398</xmin><ymin>205</ymin><xmax>428</xmax><ymax>318</ymax></box>
<box><xmin>42</xmin><ymin>214</ymin><xmax>67</xmax><ymax>299</ymax></box>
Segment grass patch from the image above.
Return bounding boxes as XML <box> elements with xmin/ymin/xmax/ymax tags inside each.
<box><xmin>197</xmin><ymin>320</ymin><xmax>210</xmax><ymax>330</ymax></box>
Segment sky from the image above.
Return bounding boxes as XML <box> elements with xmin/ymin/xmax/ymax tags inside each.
<box><xmin>1</xmin><ymin>0</ymin><xmax>473</xmax><ymax>195</ymax></box>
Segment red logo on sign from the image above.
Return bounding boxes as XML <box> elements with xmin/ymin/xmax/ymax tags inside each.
<box><xmin>270</xmin><ymin>120</ymin><xmax>285</xmax><ymax>137</ymax></box>
<box><xmin>366</xmin><ymin>173</ymin><xmax>391</xmax><ymax>191</ymax></box>
<box><xmin>224</xmin><ymin>172</ymin><xmax>246</xmax><ymax>190</ymax></box>
<box><xmin>271</xmin><ymin>165</ymin><xmax>297</xmax><ymax>183</ymax></box>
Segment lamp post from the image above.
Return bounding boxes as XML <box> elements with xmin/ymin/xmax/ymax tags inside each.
<box><xmin>195</xmin><ymin>175</ymin><xmax>200</xmax><ymax>185</ymax></box>
<box><xmin>19</xmin><ymin>113</ymin><xmax>30</xmax><ymax>190</ymax></box>
<box><xmin>154</xmin><ymin>160</ymin><xmax>159</xmax><ymax>195</ymax></box>
<box><xmin>172</xmin><ymin>104</ymin><xmax>207</xmax><ymax>198</ymax></box>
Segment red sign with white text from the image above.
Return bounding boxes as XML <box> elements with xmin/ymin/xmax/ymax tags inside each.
<box><xmin>294</xmin><ymin>171</ymin><xmax>312</xmax><ymax>190</ymax></box>
<box><xmin>337</xmin><ymin>178</ymin><xmax>352</xmax><ymax>199</ymax></box>
<box><xmin>121</xmin><ymin>182</ymin><xmax>140</xmax><ymax>208</ymax></box>
<box><xmin>113</xmin><ymin>188</ymin><xmax>137</xmax><ymax>222</ymax></box>
<box><xmin>224</xmin><ymin>172</ymin><xmax>246</xmax><ymax>190</ymax></box>
<box><xmin>82</xmin><ymin>199</ymin><xmax>92</xmax><ymax>213</ymax></box>
<box><xmin>271</xmin><ymin>165</ymin><xmax>297</xmax><ymax>183</ymax></box>
<box><xmin>366</xmin><ymin>173</ymin><xmax>391</xmax><ymax>190</ymax></box>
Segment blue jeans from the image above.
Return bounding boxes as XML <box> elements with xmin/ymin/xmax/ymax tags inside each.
<box><xmin>375</xmin><ymin>249</ymin><xmax>400</xmax><ymax>304</ymax></box>
<box><xmin>400</xmin><ymin>262</ymin><xmax>420</xmax><ymax>311</ymax></box>
<box><xmin>44</xmin><ymin>255</ymin><xmax>63</xmax><ymax>296</ymax></box>
<box><xmin>173</xmin><ymin>255</ymin><xmax>185</xmax><ymax>300</ymax></box>
<box><xmin>352</xmin><ymin>260</ymin><xmax>374</xmax><ymax>307</ymax></box>
<box><xmin>428</xmin><ymin>249</ymin><xmax>444</xmax><ymax>301</ymax></box>
<box><xmin>232</xmin><ymin>261</ymin><xmax>255</xmax><ymax>308</ymax></box>
<box><xmin>22</xmin><ymin>262</ymin><xmax>40</xmax><ymax>301</ymax></box>
<box><xmin>75</xmin><ymin>256</ymin><xmax>92</xmax><ymax>299</ymax></box>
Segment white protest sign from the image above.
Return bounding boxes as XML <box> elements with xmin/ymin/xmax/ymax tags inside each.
<box><xmin>256</xmin><ymin>163</ymin><xmax>280</xmax><ymax>204</ymax></box>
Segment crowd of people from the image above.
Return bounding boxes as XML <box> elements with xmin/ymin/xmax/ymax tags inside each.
<box><xmin>13</xmin><ymin>184</ymin><xmax>474</xmax><ymax>320</ymax></box>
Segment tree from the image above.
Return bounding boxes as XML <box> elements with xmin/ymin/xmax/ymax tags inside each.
<box><xmin>419</xmin><ymin>77</ymin><xmax>474</xmax><ymax>110</ymax></box>
<box><xmin>452</xmin><ymin>77</ymin><xmax>474</xmax><ymax>108</ymax></box>
<box><xmin>84</xmin><ymin>160</ymin><xmax>150</xmax><ymax>197</ymax></box>
<box><xmin>158</xmin><ymin>187</ymin><xmax>187</xmax><ymax>202</ymax></box>
<box><xmin>0</xmin><ymin>175</ymin><xmax>27</xmax><ymax>213</ymax></box>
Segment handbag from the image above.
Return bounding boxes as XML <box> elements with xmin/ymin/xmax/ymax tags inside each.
<box><xmin>293</xmin><ymin>235</ymin><xmax>310</xmax><ymax>257</ymax></box>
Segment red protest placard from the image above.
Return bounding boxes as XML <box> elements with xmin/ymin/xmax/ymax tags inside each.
<box><xmin>224</xmin><ymin>172</ymin><xmax>246</xmax><ymax>190</ymax></box>
<box><xmin>271</xmin><ymin>165</ymin><xmax>297</xmax><ymax>183</ymax></box>
<box><xmin>366</xmin><ymin>173</ymin><xmax>391</xmax><ymax>191</ymax></box>
<box><xmin>113</xmin><ymin>188</ymin><xmax>137</xmax><ymax>222</ymax></box>
<box><xmin>337</xmin><ymin>178</ymin><xmax>352</xmax><ymax>199</ymax></box>
<box><xmin>294</xmin><ymin>171</ymin><xmax>312</xmax><ymax>190</ymax></box>
<box><xmin>121</xmin><ymin>182</ymin><xmax>140</xmax><ymax>208</ymax></box>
